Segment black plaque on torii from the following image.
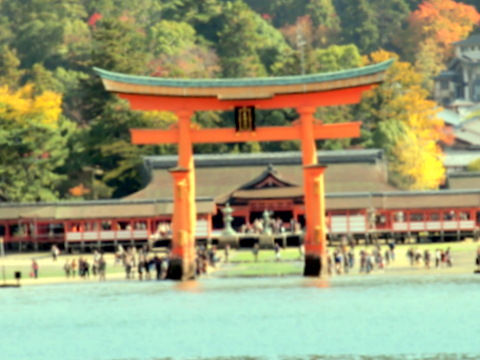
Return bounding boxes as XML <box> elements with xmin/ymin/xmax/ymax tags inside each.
<box><xmin>234</xmin><ymin>106</ymin><xmax>256</xmax><ymax>132</ymax></box>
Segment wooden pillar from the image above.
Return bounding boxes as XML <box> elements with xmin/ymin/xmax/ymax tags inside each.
<box><xmin>168</xmin><ymin>168</ymin><xmax>195</xmax><ymax>280</ymax></box>
<box><xmin>298</xmin><ymin>106</ymin><xmax>326</xmax><ymax>276</ymax></box>
<box><xmin>303</xmin><ymin>166</ymin><xmax>327</xmax><ymax>276</ymax></box>
<box><xmin>298</xmin><ymin>106</ymin><xmax>317</xmax><ymax>166</ymax></box>
<box><xmin>176</xmin><ymin>110</ymin><xmax>197</xmax><ymax>243</ymax></box>
<box><xmin>173</xmin><ymin>110</ymin><xmax>197</xmax><ymax>280</ymax></box>
<box><xmin>298</xmin><ymin>107</ymin><xmax>317</xmax><ymax>244</ymax></box>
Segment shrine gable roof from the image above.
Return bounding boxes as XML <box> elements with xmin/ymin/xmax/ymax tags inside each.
<box><xmin>235</xmin><ymin>164</ymin><xmax>298</xmax><ymax>190</ymax></box>
<box><xmin>125</xmin><ymin>150</ymin><xmax>395</xmax><ymax>202</ymax></box>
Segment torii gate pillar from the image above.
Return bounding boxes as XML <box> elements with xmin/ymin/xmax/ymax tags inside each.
<box><xmin>167</xmin><ymin>110</ymin><xmax>197</xmax><ymax>280</ymax></box>
<box><xmin>298</xmin><ymin>106</ymin><xmax>327</xmax><ymax>276</ymax></box>
<box><xmin>303</xmin><ymin>165</ymin><xmax>327</xmax><ymax>276</ymax></box>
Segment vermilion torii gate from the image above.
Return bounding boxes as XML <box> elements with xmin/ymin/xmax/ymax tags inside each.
<box><xmin>95</xmin><ymin>59</ymin><xmax>392</xmax><ymax>280</ymax></box>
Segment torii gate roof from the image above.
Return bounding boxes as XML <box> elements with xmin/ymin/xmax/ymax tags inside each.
<box><xmin>94</xmin><ymin>59</ymin><xmax>393</xmax><ymax>105</ymax></box>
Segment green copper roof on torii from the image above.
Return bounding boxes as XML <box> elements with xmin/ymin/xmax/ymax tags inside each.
<box><xmin>93</xmin><ymin>59</ymin><xmax>394</xmax><ymax>89</ymax></box>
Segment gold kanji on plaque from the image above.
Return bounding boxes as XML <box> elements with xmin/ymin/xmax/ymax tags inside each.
<box><xmin>235</xmin><ymin>106</ymin><xmax>255</xmax><ymax>132</ymax></box>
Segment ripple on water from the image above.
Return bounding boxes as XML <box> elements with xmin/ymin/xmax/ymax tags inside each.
<box><xmin>0</xmin><ymin>275</ymin><xmax>479</xmax><ymax>360</ymax></box>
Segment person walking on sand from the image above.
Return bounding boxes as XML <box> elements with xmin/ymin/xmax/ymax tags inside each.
<box><xmin>98</xmin><ymin>255</ymin><xmax>106</xmax><ymax>281</ymax></box>
<box><xmin>435</xmin><ymin>249</ymin><xmax>441</xmax><ymax>268</ymax></box>
<box><xmin>476</xmin><ymin>246</ymin><xmax>480</xmax><ymax>270</ymax></box>
<box><xmin>274</xmin><ymin>242</ymin><xmax>281</xmax><ymax>262</ymax></box>
<box><xmin>224</xmin><ymin>244</ymin><xmax>230</xmax><ymax>263</ymax></box>
<box><xmin>31</xmin><ymin>259</ymin><xmax>39</xmax><ymax>279</ymax></box>
<box><xmin>64</xmin><ymin>259</ymin><xmax>71</xmax><ymax>278</ymax></box>
<box><xmin>51</xmin><ymin>245</ymin><xmax>59</xmax><ymax>261</ymax></box>
<box><xmin>445</xmin><ymin>247</ymin><xmax>453</xmax><ymax>267</ymax></box>
<box><xmin>71</xmin><ymin>258</ymin><xmax>77</xmax><ymax>278</ymax></box>
<box><xmin>253</xmin><ymin>243</ymin><xmax>259</xmax><ymax>262</ymax></box>
<box><xmin>424</xmin><ymin>249</ymin><xmax>431</xmax><ymax>269</ymax></box>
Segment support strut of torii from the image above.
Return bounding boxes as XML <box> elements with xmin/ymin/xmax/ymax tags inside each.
<box><xmin>95</xmin><ymin>59</ymin><xmax>393</xmax><ymax>280</ymax></box>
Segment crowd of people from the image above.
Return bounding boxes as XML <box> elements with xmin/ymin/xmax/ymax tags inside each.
<box><xmin>195</xmin><ymin>244</ymin><xmax>224</xmax><ymax>275</ymax></box>
<box><xmin>326</xmin><ymin>241</ymin><xmax>397</xmax><ymax>275</ymax></box>
<box><xmin>324</xmin><ymin>240</ymin><xmax>461</xmax><ymax>275</ymax></box>
<box><xmin>239</xmin><ymin>217</ymin><xmax>302</xmax><ymax>235</ymax></box>
<box><xmin>114</xmin><ymin>245</ymin><xmax>169</xmax><ymax>280</ymax></box>
<box><xmin>406</xmin><ymin>247</ymin><xmax>453</xmax><ymax>269</ymax></box>
<box><xmin>61</xmin><ymin>251</ymin><xmax>107</xmax><ymax>281</ymax></box>
<box><xmin>25</xmin><ymin>241</ymin><xmax>479</xmax><ymax>281</ymax></box>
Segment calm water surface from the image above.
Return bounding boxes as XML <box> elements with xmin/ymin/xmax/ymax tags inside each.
<box><xmin>0</xmin><ymin>274</ymin><xmax>479</xmax><ymax>360</ymax></box>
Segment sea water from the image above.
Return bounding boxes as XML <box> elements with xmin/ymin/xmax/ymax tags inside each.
<box><xmin>0</xmin><ymin>274</ymin><xmax>479</xmax><ymax>360</ymax></box>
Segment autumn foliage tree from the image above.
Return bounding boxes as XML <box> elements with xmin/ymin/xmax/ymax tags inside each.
<box><xmin>360</xmin><ymin>50</ymin><xmax>446</xmax><ymax>190</ymax></box>
<box><xmin>391</xmin><ymin>115</ymin><xmax>446</xmax><ymax>190</ymax></box>
<box><xmin>401</xmin><ymin>0</ymin><xmax>480</xmax><ymax>82</ymax></box>
<box><xmin>0</xmin><ymin>85</ymin><xmax>74</xmax><ymax>202</ymax></box>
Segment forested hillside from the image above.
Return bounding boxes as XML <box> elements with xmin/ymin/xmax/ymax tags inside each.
<box><xmin>1</xmin><ymin>0</ymin><xmax>479</xmax><ymax>201</ymax></box>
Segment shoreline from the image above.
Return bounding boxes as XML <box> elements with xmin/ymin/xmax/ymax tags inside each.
<box><xmin>1</xmin><ymin>241</ymin><xmax>479</xmax><ymax>287</ymax></box>
<box><xmin>4</xmin><ymin>265</ymin><xmax>479</xmax><ymax>288</ymax></box>
<box><xmin>2</xmin><ymin>261</ymin><xmax>478</xmax><ymax>288</ymax></box>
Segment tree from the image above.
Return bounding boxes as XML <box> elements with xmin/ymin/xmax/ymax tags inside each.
<box><xmin>0</xmin><ymin>85</ymin><xmax>73</xmax><ymax>202</ymax></box>
<box><xmin>83</xmin><ymin>101</ymin><xmax>177</xmax><ymax>198</ymax></box>
<box><xmin>243</xmin><ymin>0</ymin><xmax>310</xmax><ymax>28</ymax></box>
<box><xmin>467</xmin><ymin>158</ymin><xmax>480</xmax><ymax>172</ymax></box>
<box><xmin>308</xmin><ymin>0</ymin><xmax>341</xmax><ymax>46</ymax></box>
<box><xmin>0</xmin><ymin>45</ymin><xmax>24</xmax><ymax>89</ymax></box>
<box><xmin>161</xmin><ymin>0</ymin><xmax>222</xmax><ymax>25</ymax></box>
<box><xmin>147</xmin><ymin>20</ymin><xmax>220</xmax><ymax>78</ymax></box>
<box><xmin>405</xmin><ymin>0</ymin><xmax>422</xmax><ymax>11</ymax></box>
<box><xmin>313</xmin><ymin>44</ymin><xmax>362</xmax><ymax>72</ymax></box>
<box><xmin>91</xmin><ymin>17</ymin><xmax>149</xmax><ymax>75</ymax></box>
<box><xmin>374</xmin><ymin>0</ymin><xmax>410</xmax><ymax>51</ymax></box>
<box><xmin>77</xmin><ymin>16</ymin><xmax>151</xmax><ymax>123</ymax></box>
<box><xmin>401</xmin><ymin>0</ymin><xmax>480</xmax><ymax>81</ymax></box>
<box><xmin>217</xmin><ymin>1</ymin><xmax>290</xmax><ymax>77</ymax></box>
<box><xmin>84</xmin><ymin>0</ymin><xmax>162</xmax><ymax>27</ymax></box>
<box><xmin>274</xmin><ymin>29</ymin><xmax>362</xmax><ymax>76</ymax></box>
<box><xmin>358</xmin><ymin>50</ymin><xmax>446</xmax><ymax>190</ymax></box>
<box><xmin>391</xmin><ymin>115</ymin><xmax>445</xmax><ymax>190</ymax></box>
<box><xmin>334</xmin><ymin>0</ymin><xmax>379</xmax><ymax>54</ymax></box>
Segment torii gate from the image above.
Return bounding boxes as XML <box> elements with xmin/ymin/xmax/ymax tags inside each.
<box><xmin>95</xmin><ymin>59</ymin><xmax>392</xmax><ymax>280</ymax></box>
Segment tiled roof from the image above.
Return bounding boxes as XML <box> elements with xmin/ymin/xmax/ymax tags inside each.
<box><xmin>452</xmin><ymin>129</ymin><xmax>480</xmax><ymax>146</ymax></box>
<box><xmin>444</xmin><ymin>150</ymin><xmax>480</xmax><ymax>167</ymax></box>
<box><xmin>453</xmin><ymin>34</ymin><xmax>480</xmax><ymax>46</ymax></box>
<box><xmin>144</xmin><ymin>149</ymin><xmax>385</xmax><ymax>169</ymax></box>
<box><xmin>126</xmin><ymin>159</ymin><xmax>395</xmax><ymax>203</ymax></box>
<box><xmin>435</xmin><ymin>71</ymin><xmax>456</xmax><ymax>79</ymax></box>
<box><xmin>448</xmin><ymin>172</ymin><xmax>480</xmax><ymax>190</ymax></box>
<box><xmin>94</xmin><ymin>60</ymin><xmax>394</xmax><ymax>89</ymax></box>
<box><xmin>438</xmin><ymin>109</ymin><xmax>461</xmax><ymax>126</ymax></box>
<box><xmin>0</xmin><ymin>198</ymin><xmax>216</xmax><ymax>220</ymax></box>
<box><xmin>326</xmin><ymin>190</ymin><xmax>480</xmax><ymax>210</ymax></box>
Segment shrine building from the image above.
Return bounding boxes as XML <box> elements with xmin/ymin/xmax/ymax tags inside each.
<box><xmin>126</xmin><ymin>149</ymin><xmax>396</xmax><ymax>234</ymax></box>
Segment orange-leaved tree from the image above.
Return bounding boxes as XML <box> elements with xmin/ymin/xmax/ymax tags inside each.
<box><xmin>360</xmin><ymin>50</ymin><xmax>446</xmax><ymax>190</ymax></box>
<box><xmin>401</xmin><ymin>0</ymin><xmax>480</xmax><ymax>82</ymax></box>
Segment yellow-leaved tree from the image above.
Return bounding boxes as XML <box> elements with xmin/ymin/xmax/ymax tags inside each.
<box><xmin>360</xmin><ymin>50</ymin><xmax>446</xmax><ymax>190</ymax></box>
<box><xmin>0</xmin><ymin>84</ymin><xmax>74</xmax><ymax>202</ymax></box>
<box><xmin>392</xmin><ymin>115</ymin><xmax>445</xmax><ymax>190</ymax></box>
